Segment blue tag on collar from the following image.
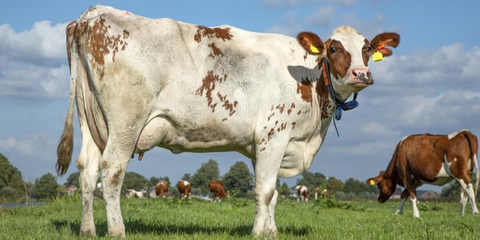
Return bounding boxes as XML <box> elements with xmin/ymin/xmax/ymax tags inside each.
<box><xmin>341</xmin><ymin>100</ymin><xmax>359</xmax><ymax>111</ymax></box>
<box><xmin>335</xmin><ymin>105</ymin><xmax>343</xmax><ymax>121</ymax></box>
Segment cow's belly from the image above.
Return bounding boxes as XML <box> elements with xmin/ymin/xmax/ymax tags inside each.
<box><xmin>135</xmin><ymin>115</ymin><xmax>251</xmax><ymax>155</ymax></box>
<box><xmin>420</xmin><ymin>177</ymin><xmax>454</xmax><ymax>186</ymax></box>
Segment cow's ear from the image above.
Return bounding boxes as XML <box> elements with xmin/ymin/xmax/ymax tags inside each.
<box><xmin>370</xmin><ymin>32</ymin><xmax>400</xmax><ymax>57</ymax></box>
<box><xmin>297</xmin><ymin>32</ymin><xmax>325</xmax><ymax>55</ymax></box>
<box><xmin>366</xmin><ymin>172</ymin><xmax>384</xmax><ymax>186</ymax></box>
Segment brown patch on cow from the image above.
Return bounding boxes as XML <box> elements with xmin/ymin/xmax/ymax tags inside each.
<box><xmin>281</xmin><ymin>123</ymin><xmax>287</xmax><ymax>131</ymax></box>
<box><xmin>263</xmin><ymin>126</ymin><xmax>267</xmax><ymax>130</ymax></box>
<box><xmin>260</xmin><ymin>147</ymin><xmax>266</xmax><ymax>152</ymax></box>
<box><xmin>216</xmin><ymin>92</ymin><xmax>237</xmax><ymax>116</ymax></box>
<box><xmin>297</xmin><ymin>80</ymin><xmax>313</xmax><ymax>104</ymax></box>
<box><xmin>101</xmin><ymin>161</ymin><xmax>108</xmax><ymax>170</ymax></box>
<box><xmin>222</xmin><ymin>118</ymin><xmax>228</xmax><ymax>121</ymax></box>
<box><xmin>268</xmin><ymin>128</ymin><xmax>275</xmax><ymax>141</ymax></box>
<box><xmin>208</xmin><ymin>43</ymin><xmax>224</xmax><ymax>58</ymax></box>
<box><xmin>287</xmin><ymin>103</ymin><xmax>295</xmax><ymax>115</ymax></box>
<box><xmin>110</xmin><ymin>169</ymin><xmax>123</xmax><ymax>186</ymax></box>
<box><xmin>275</xmin><ymin>120</ymin><xmax>279</xmax><ymax>126</ymax></box>
<box><xmin>316</xmin><ymin>75</ymin><xmax>331</xmax><ymax>120</ymax></box>
<box><xmin>326</xmin><ymin>40</ymin><xmax>350</xmax><ymax>79</ymax></box>
<box><xmin>292</xmin><ymin>122</ymin><xmax>297</xmax><ymax>129</ymax></box>
<box><xmin>194</xmin><ymin>26</ymin><xmax>233</xmax><ymax>43</ymax></box>
<box><xmin>84</xmin><ymin>17</ymin><xmax>129</xmax><ymax>80</ymax></box>
<box><xmin>196</xmin><ymin>71</ymin><xmax>228</xmax><ymax>112</ymax></box>
<box><xmin>267</xmin><ymin>113</ymin><xmax>275</xmax><ymax>121</ymax></box>
<box><xmin>297</xmin><ymin>110</ymin><xmax>302</xmax><ymax>115</ymax></box>
<box><xmin>260</xmin><ymin>138</ymin><xmax>266</xmax><ymax>145</ymax></box>
<box><xmin>362</xmin><ymin>39</ymin><xmax>370</xmax><ymax>67</ymax></box>
<box><xmin>276</xmin><ymin>104</ymin><xmax>286</xmax><ymax>114</ymax></box>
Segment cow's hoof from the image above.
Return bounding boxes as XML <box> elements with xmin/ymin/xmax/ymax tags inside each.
<box><xmin>395</xmin><ymin>210</ymin><xmax>403</xmax><ymax>216</ymax></box>
<box><xmin>473</xmin><ymin>212</ymin><xmax>479</xmax><ymax>216</ymax></box>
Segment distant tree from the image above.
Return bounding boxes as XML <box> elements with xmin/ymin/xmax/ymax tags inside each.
<box><xmin>149</xmin><ymin>176</ymin><xmax>160</xmax><ymax>186</ymax></box>
<box><xmin>190</xmin><ymin>159</ymin><xmax>220</xmax><ymax>194</ymax></box>
<box><xmin>65</xmin><ymin>172</ymin><xmax>80</xmax><ymax>188</ymax></box>
<box><xmin>181</xmin><ymin>173</ymin><xmax>191</xmax><ymax>181</ymax></box>
<box><xmin>296</xmin><ymin>172</ymin><xmax>327</xmax><ymax>193</ymax></box>
<box><xmin>0</xmin><ymin>154</ymin><xmax>24</xmax><ymax>191</ymax></box>
<box><xmin>223</xmin><ymin>161</ymin><xmax>252</xmax><ymax>197</ymax></box>
<box><xmin>344</xmin><ymin>178</ymin><xmax>373</xmax><ymax>195</ymax></box>
<box><xmin>35</xmin><ymin>173</ymin><xmax>59</xmax><ymax>199</ymax></box>
<box><xmin>279</xmin><ymin>182</ymin><xmax>291</xmax><ymax>197</ymax></box>
<box><xmin>122</xmin><ymin>172</ymin><xmax>149</xmax><ymax>191</ymax></box>
<box><xmin>326</xmin><ymin>177</ymin><xmax>344</xmax><ymax>194</ymax></box>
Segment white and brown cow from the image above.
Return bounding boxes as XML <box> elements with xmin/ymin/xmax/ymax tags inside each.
<box><xmin>177</xmin><ymin>180</ymin><xmax>191</xmax><ymax>199</ymax></box>
<box><xmin>125</xmin><ymin>189</ymin><xmax>146</xmax><ymax>199</ymax></box>
<box><xmin>296</xmin><ymin>185</ymin><xmax>309</xmax><ymax>202</ymax></box>
<box><xmin>155</xmin><ymin>180</ymin><xmax>169</xmax><ymax>198</ymax></box>
<box><xmin>367</xmin><ymin>130</ymin><xmax>479</xmax><ymax>217</ymax></box>
<box><xmin>209</xmin><ymin>180</ymin><xmax>227</xmax><ymax>202</ymax></box>
<box><xmin>56</xmin><ymin>5</ymin><xmax>399</xmax><ymax>238</ymax></box>
<box><xmin>314</xmin><ymin>187</ymin><xmax>328</xmax><ymax>200</ymax></box>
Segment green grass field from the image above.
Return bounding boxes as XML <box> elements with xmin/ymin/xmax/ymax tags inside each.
<box><xmin>1</xmin><ymin>197</ymin><xmax>479</xmax><ymax>240</ymax></box>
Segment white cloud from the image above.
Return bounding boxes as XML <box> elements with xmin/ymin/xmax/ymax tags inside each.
<box><xmin>267</xmin><ymin>12</ymin><xmax>303</xmax><ymax>36</ymax></box>
<box><xmin>0</xmin><ymin>133</ymin><xmax>57</xmax><ymax>161</ymax></box>
<box><xmin>306</xmin><ymin>6</ymin><xmax>336</xmax><ymax>28</ymax></box>
<box><xmin>361</xmin><ymin>122</ymin><xmax>401</xmax><ymax>137</ymax></box>
<box><xmin>0</xmin><ymin>21</ymin><xmax>69</xmax><ymax>100</ymax></box>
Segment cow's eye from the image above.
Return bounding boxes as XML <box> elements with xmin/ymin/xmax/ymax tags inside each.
<box><xmin>366</xmin><ymin>46</ymin><xmax>372</xmax><ymax>53</ymax></box>
<box><xmin>329</xmin><ymin>47</ymin><xmax>337</xmax><ymax>53</ymax></box>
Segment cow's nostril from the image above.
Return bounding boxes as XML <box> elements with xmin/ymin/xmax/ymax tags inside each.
<box><xmin>352</xmin><ymin>71</ymin><xmax>357</xmax><ymax>77</ymax></box>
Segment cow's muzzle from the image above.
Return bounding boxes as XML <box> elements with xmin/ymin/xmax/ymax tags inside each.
<box><xmin>350</xmin><ymin>67</ymin><xmax>373</xmax><ymax>86</ymax></box>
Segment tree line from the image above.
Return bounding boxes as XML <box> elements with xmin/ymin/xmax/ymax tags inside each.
<box><xmin>0</xmin><ymin>153</ymin><xmax>477</xmax><ymax>203</ymax></box>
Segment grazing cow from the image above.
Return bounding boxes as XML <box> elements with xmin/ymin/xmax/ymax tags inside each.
<box><xmin>314</xmin><ymin>187</ymin><xmax>328</xmax><ymax>200</ymax></box>
<box><xmin>177</xmin><ymin>180</ymin><xmax>191</xmax><ymax>199</ymax></box>
<box><xmin>209</xmin><ymin>180</ymin><xmax>227</xmax><ymax>202</ymax></box>
<box><xmin>55</xmin><ymin>5</ymin><xmax>400</xmax><ymax>238</ymax></box>
<box><xmin>155</xmin><ymin>180</ymin><xmax>169</xmax><ymax>198</ymax></box>
<box><xmin>367</xmin><ymin>130</ymin><xmax>479</xmax><ymax>217</ymax></box>
<box><xmin>125</xmin><ymin>189</ymin><xmax>147</xmax><ymax>199</ymax></box>
<box><xmin>296</xmin><ymin>185</ymin><xmax>309</xmax><ymax>202</ymax></box>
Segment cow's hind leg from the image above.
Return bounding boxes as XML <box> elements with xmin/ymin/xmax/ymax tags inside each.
<box><xmin>76</xmin><ymin>123</ymin><xmax>101</xmax><ymax>237</ymax></box>
<box><xmin>456</xmin><ymin>179</ymin><xmax>479</xmax><ymax>215</ymax></box>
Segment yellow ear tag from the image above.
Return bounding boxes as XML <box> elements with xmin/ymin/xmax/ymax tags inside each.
<box><xmin>310</xmin><ymin>45</ymin><xmax>320</xmax><ymax>54</ymax></box>
<box><xmin>369</xmin><ymin>180</ymin><xmax>376</xmax><ymax>186</ymax></box>
<box><xmin>372</xmin><ymin>51</ymin><xmax>384</xmax><ymax>62</ymax></box>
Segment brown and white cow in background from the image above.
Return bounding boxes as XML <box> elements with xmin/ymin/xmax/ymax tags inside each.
<box><xmin>155</xmin><ymin>180</ymin><xmax>169</xmax><ymax>198</ymax></box>
<box><xmin>367</xmin><ymin>130</ymin><xmax>479</xmax><ymax>217</ymax></box>
<box><xmin>56</xmin><ymin>5</ymin><xmax>399</xmax><ymax>238</ymax></box>
<box><xmin>125</xmin><ymin>189</ymin><xmax>147</xmax><ymax>199</ymax></box>
<box><xmin>296</xmin><ymin>185</ymin><xmax>309</xmax><ymax>202</ymax></box>
<box><xmin>314</xmin><ymin>187</ymin><xmax>328</xmax><ymax>200</ymax></box>
<box><xmin>177</xmin><ymin>180</ymin><xmax>191</xmax><ymax>199</ymax></box>
<box><xmin>209</xmin><ymin>180</ymin><xmax>227</xmax><ymax>202</ymax></box>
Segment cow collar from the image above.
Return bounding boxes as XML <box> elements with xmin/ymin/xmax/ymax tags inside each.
<box><xmin>321</xmin><ymin>57</ymin><xmax>359</xmax><ymax>136</ymax></box>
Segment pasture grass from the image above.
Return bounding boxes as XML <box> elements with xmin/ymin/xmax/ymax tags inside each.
<box><xmin>1</xmin><ymin>196</ymin><xmax>479</xmax><ymax>239</ymax></box>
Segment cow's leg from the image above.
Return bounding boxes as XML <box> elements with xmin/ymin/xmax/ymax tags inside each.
<box><xmin>456</xmin><ymin>179</ymin><xmax>479</xmax><ymax>215</ymax></box>
<box><xmin>264</xmin><ymin>190</ymin><xmax>278</xmax><ymax>237</ymax></box>
<box><xmin>76</xmin><ymin>123</ymin><xmax>101</xmax><ymax>237</ymax></box>
<box><xmin>459</xmin><ymin>188</ymin><xmax>468</xmax><ymax>216</ymax></box>
<box><xmin>409</xmin><ymin>191</ymin><xmax>420</xmax><ymax>218</ymax></box>
<box><xmin>100</xmin><ymin>135</ymin><xmax>139</xmax><ymax>237</ymax></box>
<box><xmin>251</xmin><ymin>146</ymin><xmax>284</xmax><ymax>239</ymax></box>
<box><xmin>395</xmin><ymin>189</ymin><xmax>409</xmax><ymax>216</ymax></box>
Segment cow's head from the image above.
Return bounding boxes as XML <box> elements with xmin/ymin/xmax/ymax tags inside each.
<box><xmin>366</xmin><ymin>171</ymin><xmax>396</xmax><ymax>203</ymax></box>
<box><xmin>297</xmin><ymin>26</ymin><xmax>400</xmax><ymax>100</ymax></box>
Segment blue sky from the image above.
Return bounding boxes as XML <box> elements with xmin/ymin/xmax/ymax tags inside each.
<box><xmin>1</xmin><ymin>0</ymin><xmax>479</xmax><ymax>191</ymax></box>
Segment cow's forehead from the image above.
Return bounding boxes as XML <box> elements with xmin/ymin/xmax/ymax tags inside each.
<box><xmin>330</xmin><ymin>32</ymin><xmax>367</xmax><ymax>51</ymax></box>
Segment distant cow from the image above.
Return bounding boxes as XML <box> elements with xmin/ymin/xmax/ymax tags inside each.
<box><xmin>314</xmin><ymin>187</ymin><xmax>328</xmax><ymax>200</ymax></box>
<box><xmin>295</xmin><ymin>185</ymin><xmax>309</xmax><ymax>202</ymax></box>
<box><xmin>125</xmin><ymin>189</ymin><xmax>147</xmax><ymax>199</ymax></box>
<box><xmin>367</xmin><ymin>130</ymin><xmax>479</xmax><ymax>217</ymax></box>
<box><xmin>155</xmin><ymin>180</ymin><xmax>169</xmax><ymax>198</ymax></box>
<box><xmin>209</xmin><ymin>180</ymin><xmax>227</xmax><ymax>202</ymax></box>
<box><xmin>177</xmin><ymin>180</ymin><xmax>192</xmax><ymax>199</ymax></box>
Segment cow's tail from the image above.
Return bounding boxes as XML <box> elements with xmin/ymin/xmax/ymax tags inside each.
<box><xmin>56</xmin><ymin>21</ymin><xmax>79</xmax><ymax>176</ymax></box>
<box><xmin>462</xmin><ymin>130</ymin><xmax>479</xmax><ymax>196</ymax></box>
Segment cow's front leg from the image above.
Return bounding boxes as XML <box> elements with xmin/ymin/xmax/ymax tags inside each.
<box><xmin>100</xmin><ymin>137</ymin><xmax>136</xmax><ymax>238</ymax></box>
<box><xmin>459</xmin><ymin>188</ymin><xmax>468</xmax><ymax>216</ymax></box>
<box><xmin>251</xmin><ymin>145</ymin><xmax>285</xmax><ymax>239</ymax></box>
<box><xmin>395</xmin><ymin>189</ymin><xmax>409</xmax><ymax>216</ymax></box>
